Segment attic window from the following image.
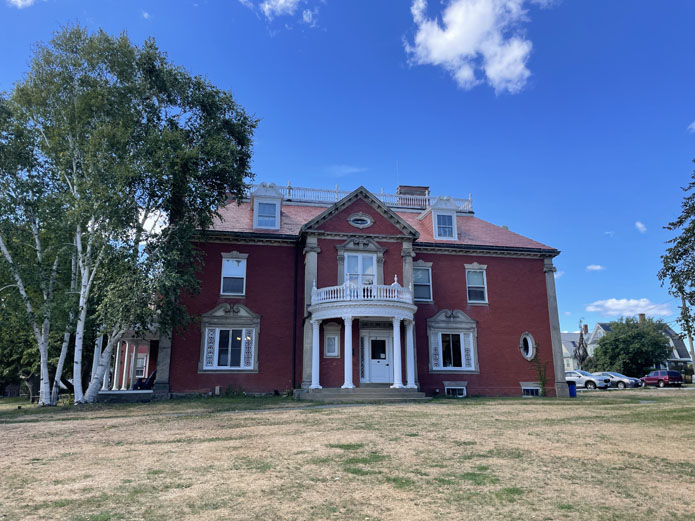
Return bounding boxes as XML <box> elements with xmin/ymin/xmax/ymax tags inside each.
<box><xmin>253</xmin><ymin>198</ymin><xmax>281</xmax><ymax>230</ymax></box>
<box><xmin>433</xmin><ymin>211</ymin><xmax>457</xmax><ymax>240</ymax></box>
<box><xmin>348</xmin><ymin>213</ymin><xmax>373</xmax><ymax>229</ymax></box>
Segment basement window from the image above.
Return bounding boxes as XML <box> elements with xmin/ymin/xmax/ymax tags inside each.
<box><xmin>521</xmin><ymin>386</ymin><xmax>541</xmax><ymax>397</ymax></box>
<box><xmin>445</xmin><ymin>386</ymin><xmax>467</xmax><ymax>398</ymax></box>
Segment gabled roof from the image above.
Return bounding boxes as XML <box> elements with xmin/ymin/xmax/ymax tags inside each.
<box><xmin>301</xmin><ymin>186</ymin><xmax>419</xmax><ymax>238</ymax></box>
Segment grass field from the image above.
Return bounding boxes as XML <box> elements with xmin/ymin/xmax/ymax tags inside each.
<box><xmin>1</xmin><ymin>389</ymin><xmax>694</xmax><ymax>521</ymax></box>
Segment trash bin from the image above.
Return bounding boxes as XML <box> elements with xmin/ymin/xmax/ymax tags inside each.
<box><xmin>567</xmin><ymin>381</ymin><xmax>577</xmax><ymax>398</ymax></box>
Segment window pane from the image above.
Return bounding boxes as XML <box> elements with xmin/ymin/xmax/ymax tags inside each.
<box><xmin>222</xmin><ymin>277</ymin><xmax>244</xmax><ymax>294</ymax></box>
<box><xmin>467</xmin><ymin>270</ymin><xmax>484</xmax><ymax>286</ymax></box>
<box><xmin>468</xmin><ymin>288</ymin><xmax>486</xmax><ymax>302</ymax></box>
<box><xmin>230</xmin><ymin>329</ymin><xmax>242</xmax><ymax>367</ymax></box>
<box><xmin>437</xmin><ymin>214</ymin><xmax>452</xmax><ymax>227</ymax></box>
<box><xmin>362</xmin><ymin>275</ymin><xmax>374</xmax><ymax>285</ymax></box>
<box><xmin>413</xmin><ymin>268</ymin><xmax>430</xmax><ymax>283</ymax></box>
<box><xmin>346</xmin><ymin>255</ymin><xmax>358</xmax><ymax>274</ymax></box>
<box><xmin>347</xmin><ymin>274</ymin><xmax>359</xmax><ymax>285</ymax></box>
<box><xmin>452</xmin><ymin>334</ymin><xmax>462</xmax><ymax>367</ymax></box>
<box><xmin>257</xmin><ymin>216</ymin><xmax>276</xmax><ymax>227</ymax></box>
<box><xmin>222</xmin><ymin>258</ymin><xmax>246</xmax><ymax>277</ymax></box>
<box><xmin>442</xmin><ymin>334</ymin><xmax>453</xmax><ymax>367</ymax></box>
<box><xmin>258</xmin><ymin>202</ymin><xmax>276</xmax><ymax>217</ymax></box>
<box><xmin>362</xmin><ymin>256</ymin><xmax>374</xmax><ymax>275</ymax></box>
<box><xmin>371</xmin><ymin>340</ymin><xmax>386</xmax><ymax>360</ymax></box>
<box><xmin>414</xmin><ymin>284</ymin><xmax>431</xmax><ymax>300</ymax></box>
<box><xmin>326</xmin><ymin>336</ymin><xmax>337</xmax><ymax>356</ymax></box>
<box><xmin>218</xmin><ymin>330</ymin><xmax>230</xmax><ymax>366</ymax></box>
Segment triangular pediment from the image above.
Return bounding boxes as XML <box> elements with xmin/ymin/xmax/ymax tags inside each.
<box><xmin>301</xmin><ymin>186</ymin><xmax>419</xmax><ymax>238</ymax></box>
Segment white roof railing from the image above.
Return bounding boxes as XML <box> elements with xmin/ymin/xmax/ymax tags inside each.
<box><xmin>247</xmin><ymin>183</ymin><xmax>473</xmax><ymax>212</ymax></box>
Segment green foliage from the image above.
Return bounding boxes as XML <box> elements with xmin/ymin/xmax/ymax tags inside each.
<box><xmin>588</xmin><ymin>317</ymin><xmax>671</xmax><ymax>376</ymax></box>
<box><xmin>659</xmin><ymin>159</ymin><xmax>695</xmax><ymax>343</ymax></box>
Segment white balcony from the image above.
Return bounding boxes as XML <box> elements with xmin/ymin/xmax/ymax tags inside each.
<box><xmin>311</xmin><ymin>280</ymin><xmax>413</xmax><ymax>305</ymax></box>
<box><xmin>308</xmin><ymin>278</ymin><xmax>417</xmax><ymax>323</ymax></box>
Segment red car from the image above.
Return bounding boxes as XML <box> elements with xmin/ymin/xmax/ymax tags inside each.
<box><xmin>640</xmin><ymin>370</ymin><xmax>683</xmax><ymax>388</ymax></box>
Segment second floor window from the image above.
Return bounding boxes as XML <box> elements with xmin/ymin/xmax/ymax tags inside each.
<box><xmin>466</xmin><ymin>269</ymin><xmax>487</xmax><ymax>303</ymax></box>
<box><xmin>413</xmin><ymin>267</ymin><xmax>432</xmax><ymax>301</ymax></box>
<box><xmin>221</xmin><ymin>258</ymin><xmax>246</xmax><ymax>295</ymax></box>
<box><xmin>345</xmin><ymin>254</ymin><xmax>376</xmax><ymax>285</ymax></box>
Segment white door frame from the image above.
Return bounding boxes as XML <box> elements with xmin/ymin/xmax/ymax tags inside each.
<box><xmin>360</xmin><ymin>330</ymin><xmax>393</xmax><ymax>383</ymax></box>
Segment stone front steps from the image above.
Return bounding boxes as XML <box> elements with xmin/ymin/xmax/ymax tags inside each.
<box><xmin>294</xmin><ymin>385</ymin><xmax>430</xmax><ymax>403</ymax></box>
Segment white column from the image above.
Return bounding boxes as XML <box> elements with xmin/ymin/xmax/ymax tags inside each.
<box><xmin>341</xmin><ymin>316</ymin><xmax>354</xmax><ymax>389</ymax></box>
<box><xmin>120</xmin><ymin>341</ymin><xmax>130</xmax><ymax>390</ymax></box>
<box><xmin>128</xmin><ymin>343</ymin><xmax>137</xmax><ymax>390</ymax></box>
<box><xmin>405</xmin><ymin>320</ymin><xmax>417</xmax><ymax>389</ymax></box>
<box><xmin>111</xmin><ymin>342</ymin><xmax>122</xmax><ymax>390</ymax></box>
<box><xmin>391</xmin><ymin>317</ymin><xmax>404</xmax><ymax>389</ymax></box>
<box><xmin>311</xmin><ymin>320</ymin><xmax>322</xmax><ymax>389</ymax></box>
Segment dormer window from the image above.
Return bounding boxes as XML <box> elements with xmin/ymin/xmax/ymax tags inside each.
<box><xmin>256</xmin><ymin>201</ymin><xmax>278</xmax><ymax>228</ymax></box>
<box><xmin>433</xmin><ymin>211</ymin><xmax>457</xmax><ymax>240</ymax></box>
<box><xmin>251</xmin><ymin>182</ymin><xmax>283</xmax><ymax>230</ymax></box>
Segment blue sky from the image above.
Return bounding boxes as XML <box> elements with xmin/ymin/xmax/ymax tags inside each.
<box><xmin>2</xmin><ymin>0</ymin><xmax>695</xmax><ymax>333</ymax></box>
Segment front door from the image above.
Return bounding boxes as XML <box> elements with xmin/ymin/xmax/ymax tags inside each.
<box><xmin>361</xmin><ymin>335</ymin><xmax>392</xmax><ymax>383</ymax></box>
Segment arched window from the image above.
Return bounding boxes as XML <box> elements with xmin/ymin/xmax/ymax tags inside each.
<box><xmin>520</xmin><ymin>332</ymin><xmax>536</xmax><ymax>361</ymax></box>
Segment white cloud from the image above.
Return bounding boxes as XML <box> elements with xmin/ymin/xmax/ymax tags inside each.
<box><xmin>563</xmin><ymin>311</ymin><xmax>571</xmax><ymax>317</ymax></box>
<box><xmin>302</xmin><ymin>7</ymin><xmax>318</xmax><ymax>26</ymax></box>
<box><xmin>585</xmin><ymin>298</ymin><xmax>673</xmax><ymax>317</ymax></box>
<box><xmin>688</xmin><ymin>121</ymin><xmax>695</xmax><ymax>133</ymax></box>
<box><xmin>142</xmin><ymin>10</ymin><xmax>151</xmax><ymax>19</ymax></box>
<box><xmin>604</xmin><ymin>231</ymin><xmax>615</xmax><ymax>238</ymax></box>
<box><xmin>554</xmin><ymin>270</ymin><xmax>564</xmax><ymax>280</ymax></box>
<box><xmin>325</xmin><ymin>164</ymin><xmax>367</xmax><ymax>178</ymax></box>
<box><xmin>586</xmin><ymin>264</ymin><xmax>605</xmax><ymax>272</ymax></box>
<box><xmin>260</xmin><ymin>0</ymin><xmax>301</xmax><ymax>19</ymax></box>
<box><xmin>6</xmin><ymin>0</ymin><xmax>36</xmax><ymax>7</ymax></box>
<box><xmin>635</xmin><ymin>221</ymin><xmax>647</xmax><ymax>233</ymax></box>
<box><xmin>404</xmin><ymin>0</ymin><xmax>551</xmax><ymax>93</ymax></box>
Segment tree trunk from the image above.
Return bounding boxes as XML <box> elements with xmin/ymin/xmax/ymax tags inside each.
<box><xmin>51</xmin><ymin>326</ymin><xmax>72</xmax><ymax>405</ymax></box>
<box><xmin>72</xmin><ymin>271</ymin><xmax>90</xmax><ymax>403</ymax></box>
<box><xmin>84</xmin><ymin>331</ymin><xmax>123</xmax><ymax>403</ymax></box>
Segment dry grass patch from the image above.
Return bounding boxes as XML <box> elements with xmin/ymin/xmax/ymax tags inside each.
<box><xmin>1</xmin><ymin>390</ymin><xmax>695</xmax><ymax>520</ymax></box>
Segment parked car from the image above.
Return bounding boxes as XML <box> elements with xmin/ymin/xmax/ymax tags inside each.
<box><xmin>640</xmin><ymin>370</ymin><xmax>683</xmax><ymax>388</ymax></box>
<box><xmin>592</xmin><ymin>372</ymin><xmax>641</xmax><ymax>389</ymax></box>
<box><xmin>565</xmin><ymin>370</ymin><xmax>611</xmax><ymax>390</ymax></box>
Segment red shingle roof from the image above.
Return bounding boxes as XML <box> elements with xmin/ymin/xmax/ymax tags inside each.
<box><xmin>211</xmin><ymin>201</ymin><xmax>554</xmax><ymax>251</ymax></box>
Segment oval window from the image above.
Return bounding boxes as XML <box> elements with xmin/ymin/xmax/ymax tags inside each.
<box><xmin>520</xmin><ymin>333</ymin><xmax>536</xmax><ymax>361</ymax></box>
<box><xmin>348</xmin><ymin>213</ymin><xmax>373</xmax><ymax>229</ymax></box>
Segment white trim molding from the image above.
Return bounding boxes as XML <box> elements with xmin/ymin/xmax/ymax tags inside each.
<box><xmin>427</xmin><ymin>309</ymin><xmax>479</xmax><ymax>374</ymax></box>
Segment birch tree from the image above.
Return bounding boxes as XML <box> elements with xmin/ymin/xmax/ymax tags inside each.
<box><xmin>2</xmin><ymin>25</ymin><xmax>257</xmax><ymax>404</ymax></box>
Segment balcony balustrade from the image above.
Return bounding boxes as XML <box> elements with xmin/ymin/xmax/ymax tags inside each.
<box><xmin>311</xmin><ymin>279</ymin><xmax>413</xmax><ymax>305</ymax></box>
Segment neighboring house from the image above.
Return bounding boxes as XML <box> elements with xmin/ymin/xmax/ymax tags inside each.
<box><xmin>561</xmin><ymin>333</ymin><xmax>581</xmax><ymax>371</ymax></box>
<box><xmin>586</xmin><ymin>322</ymin><xmax>612</xmax><ymax>357</ymax></box>
<box><xmin>660</xmin><ymin>325</ymin><xmax>692</xmax><ymax>372</ymax></box>
<box><xmin>122</xmin><ymin>182</ymin><xmax>568</xmax><ymax>399</ymax></box>
<box><xmin>584</xmin><ymin>319</ymin><xmax>692</xmax><ymax>373</ymax></box>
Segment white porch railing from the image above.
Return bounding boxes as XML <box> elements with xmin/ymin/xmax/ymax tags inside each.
<box><xmin>247</xmin><ymin>183</ymin><xmax>473</xmax><ymax>212</ymax></box>
<box><xmin>311</xmin><ymin>279</ymin><xmax>413</xmax><ymax>305</ymax></box>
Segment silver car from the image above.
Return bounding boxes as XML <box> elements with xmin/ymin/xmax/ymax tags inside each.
<box><xmin>565</xmin><ymin>370</ymin><xmax>611</xmax><ymax>390</ymax></box>
<box><xmin>592</xmin><ymin>371</ymin><xmax>641</xmax><ymax>389</ymax></box>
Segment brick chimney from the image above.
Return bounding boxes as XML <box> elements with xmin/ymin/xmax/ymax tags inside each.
<box><xmin>583</xmin><ymin>324</ymin><xmax>589</xmax><ymax>335</ymax></box>
<box><xmin>638</xmin><ymin>313</ymin><xmax>646</xmax><ymax>323</ymax></box>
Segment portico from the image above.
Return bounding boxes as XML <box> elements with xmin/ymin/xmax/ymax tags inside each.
<box><xmin>307</xmin><ymin>278</ymin><xmax>418</xmax><ymax>390</ymax></box>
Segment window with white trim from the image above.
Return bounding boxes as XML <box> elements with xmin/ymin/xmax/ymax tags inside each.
<box><xmin>413</xmin><ymin>267</ymin><xmax>432</xmax><ymax>301</ymax></box>
<box><xmin>203</xmin><ymin>327</ymin><xmax>255</xmax><ymax>370</ymax></box>
<box><xmin>253</xmin><ymin>198</ymin><xmax>281</xmax><ymax>230</ymax></box>
<box><xmin>135</xmin><ymin>355</ymin><xmax>147</xmax><ymax>378</ymax></box>
<box><xmin>520</xmin><ymin>332</ymin><xmax>536</xmax><ymax>361</ymax></box>
<box><xmin>221</xmin><ymin>258</ymin><xmax>246</xmax><ymax>295</ymax></box>
<box><xmin>437</xmin><ymin>332</ymin><xmax>475</xmax><ymax>370</ymax></box>
<box><xmin>324</xmin><ymin>334</ymin><xmax>339</xmax><ymax>357</ymax></box>
<box><xmin>345</xmin><ymin>254</ymin><xmax>376</xmax><ymax>285</ymax></box>
<box><xmin>466</xmin><ymin>269</ymin><xmax>487</xmax><ymax>303</ymax></box>
<box><xmin>433</xmin><ymin>211</ymin><xmax>457</xmax><ymax>240</ymax></box>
